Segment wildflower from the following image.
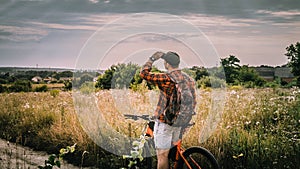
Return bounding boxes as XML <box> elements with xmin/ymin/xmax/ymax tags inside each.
<box><xmin>24</xmin><ymin>102</ymin><xmax>30</xmax><ymax>109</ymax></box>
<box><xmin>245</xmin><ymin>121</ymin><xmax>251</xmax><ymax>125</ymax></box>
<box><xmin>230</xmin><ymin>90</ymin><xmax>237</xmax><ymax>95</ymax></box>
<box><xmin>233</xmin><ymin>153</ymin><xmax>244</xmax><ymax>159</ymax></box>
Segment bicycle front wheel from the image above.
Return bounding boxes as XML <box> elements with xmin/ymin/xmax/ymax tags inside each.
<box><xmin>180</xmin><ymin>146</ymin><xmax>220</xmax><ymax>169</ymax></box>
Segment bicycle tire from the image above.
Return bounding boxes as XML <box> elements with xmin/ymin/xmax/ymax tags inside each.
<box><xmin>179</xmin><ymin>146</ymin><xmax>220</xmax><ymax>169</ymax></box>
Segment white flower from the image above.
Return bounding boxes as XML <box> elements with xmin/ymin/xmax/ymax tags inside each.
<box><xmin>24</xmin><ymin>102</ymin><xmax>30</xmax><ymax>109</ymax></box>
<box><xmin>230</xmin><ymin>90</ymin><xmax>237</xmax><ymax>95</ymax></box>
<box><xmin>245</xmin><ymin>121</ymin><xmax>251</xmax><ymax>125</ymax></box>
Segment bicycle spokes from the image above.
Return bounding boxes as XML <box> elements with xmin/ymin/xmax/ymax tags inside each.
<box><xmin>181</xmin><ymin>147</ymin><xmax>220</xmax><ymax>169</ymax></box>
<box><xmin>186</xmin><ymin>154</ymin><xmax>202</xmax><ymax>169</ymax></box>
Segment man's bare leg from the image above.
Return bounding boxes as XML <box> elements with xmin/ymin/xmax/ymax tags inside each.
<box><xmin>156</xmin><ymin>149</ymin><xmax>170</xmax><ymax>169</ymax></box>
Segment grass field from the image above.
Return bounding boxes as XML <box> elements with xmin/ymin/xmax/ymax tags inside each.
<box><xmin>0</xmin><ymin>87</ymin><xmax>299</xmax><ymax>168</ymax></box>
<box><xmin>32</xmin><ymin>83</ymin><xmax>65</xmax><ymax>89</ymax></box>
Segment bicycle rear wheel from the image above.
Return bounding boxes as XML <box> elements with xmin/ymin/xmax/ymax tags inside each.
<box><xmin>180</xmin><ymin>146</ymin><xmax>220</xmax><ymax>169</ymax></box>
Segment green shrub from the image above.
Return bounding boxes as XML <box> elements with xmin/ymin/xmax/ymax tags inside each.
<box><xmin>35</xmin><ymin>85</ymin><xmax>48</xmax><ymax>92</ymax></box>
<box><xmin>230</xmin><ymin>85</ymin><xmax>243</xmax><ymax>90</ymax></box>
<box><xmin>79</xmin><ymin>82</ymin><xmax>95</xmax><ymax>94</ymax></box>
<box><xmin>50</xmin><ymin>89</ymin><xmax>60</xmax><ymax>97</ymax></box>
<box><xmin>197</xmin><ymin>76</ymin><xmax>226</xmax><ymax>88</ymax></box>
<box><xmin>38</xmin><ymin>144</ymin><xmax>76</xmax><ymax>169</ymax></box>
<box><xmin>0</xmin><ymin>84</ymin><xmax>8</xmax><ymax>93</ymax></box>
<box><xmin>64</xmin><ymin>80</ymin><xmax>72</xmax><ymax>91</ymax></box>
<box><xmin>9</xmin><ymin>80</ymin><xmax>32</xmax><ymax>92</ymax></box>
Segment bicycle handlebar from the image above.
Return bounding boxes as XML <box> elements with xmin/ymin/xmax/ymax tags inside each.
<box><xmin>124</xmin><ymin>114</ymin><xmax>153</xmax><ymax>121</ymax></box>
<box><xmin>124</xmin><ymin>114</ymin><xmax>195</xmax><ymax>128</ymax></box>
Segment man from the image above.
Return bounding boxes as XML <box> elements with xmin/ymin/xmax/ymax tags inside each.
<box><xmin>140</xmin><ymin>51</ymin><xmax>196</xmax><ymax>169</ymax></box>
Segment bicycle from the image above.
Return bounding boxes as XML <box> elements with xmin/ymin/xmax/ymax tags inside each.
<box><xmin>124</xmin><ymin>114</ymin><xmax>220</xmax><ymax>169</ymax></box>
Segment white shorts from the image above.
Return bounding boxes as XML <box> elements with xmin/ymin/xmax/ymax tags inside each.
<box><xmin>153</xmin><ymin>121</ymin><xmax>181</xmax><ymax>149</ymax></box>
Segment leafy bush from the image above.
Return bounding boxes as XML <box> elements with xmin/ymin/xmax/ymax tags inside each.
<box><xmin>79</xmin><ymin>82</ymin><xmax>95</xmax><ymax>94</ymax></box>
<box><xmin>64</xmin><ymin>80</ymin><xmax>72</xmax><ymax>91</ymax></box>
<box><xmin>0</xmin><ymin>84</ymin><xmax>8</xmax><ymax>93</ymax></box>
<box><xmin>0</xmin><ymin>78</ymin><xmax>8</xmax><ymax>84</ymax></box>
<box><xmin>50</xmin><ymin>89</ymin><xmax>59</xmax><ymax>97</ymax></box>
<box><xmin>238</xmin><ymin>65</ymin><xmax>266</xmax><ymax>87</ymax></box>
<box><xmin>196</xmin><ymin>76</ymin><xmax>226</xmax><ymax>88</ymax></box>
<box><xmin>230</xmin><ymin>85</ymin><xmax>243</xmax><ymax>90</ymax></box>
<box><xmin>9</xmin><ymin>80</ymin><xmax>32</xmax><ymax>92</ymax></box>
<box><xmin>38</xmin><ymin>144</ymin><xmax>76</xmax><ymax>169</ymax></box>
<box><xmin>95</xmin><ymin>67</ymin><xmax>115</xmax><ymax>89</ymax></box>
<box><xmin>35</xmin><ymin>85</ymin><xmax>48</xmax><ymax>92</ymax></box>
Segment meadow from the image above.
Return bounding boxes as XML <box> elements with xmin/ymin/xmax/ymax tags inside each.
<box><xmin>0</xmin><ymin>87</ymin><xmax>299</xmax><ymax>168</ymax></box>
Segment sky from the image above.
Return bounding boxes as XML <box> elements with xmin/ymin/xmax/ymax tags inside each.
<box><xmin>1</xmin><ymin>0</ymin><xmax>300</xmax><ymax>70</ymax></box>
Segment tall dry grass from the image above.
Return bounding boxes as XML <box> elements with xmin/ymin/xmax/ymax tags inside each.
<box><xmin>0</xmin><ymin>92</ymin><xmax>99</xmax><ymax>167</ymax></box>
<box><xmin>0</xmin><ymin>87</ymin><xmax>299</xmax><ymax>168</ymax></box>
<box><xmin>194</xmin><ymin>87</ymin><xmax>300</xmax><ymax>168</ymax></box>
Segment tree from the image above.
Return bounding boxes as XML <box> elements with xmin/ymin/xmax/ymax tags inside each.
<box><xmin>131</xmin><ymin>69</ymin><xmax>143</xmax><ymax>91</ymax></box>
<box><xmin>220</xmin><ymin>55</ymin><xmax>241</xmax><ymax>84</ymax></box>
<box><xmin>95</xmin><ymin>65</ymin><xmax>116</xmax><ymax>89</ymax></box>
<box><xmin>285</xmin><ymin>42</ymin><xmax>300</xmax><ymax>86</ymax></box>
<box><xmin>64</xmin><ymin>80</ymin><xmax>72</xmax><ymax>91</ymax></box>
<box><xmin>0</xmin><ymin>84</ymin><xmax>7</xmax><ymax>93</ymax></box>
<box><xmin>9</xmin><ymin>80</ymin><xmax>32</xmax><ymax>92</ymax></box>
<box><xmin>79</xmin><ymin>74</ymin><xmax>94</xmax><ymax>85</ymax></box>
<box><xmin>96</xmin><ymin>63</ymin><xmax>162</xmax><ymax>90</ymax></box>
<box><xmin>238</xmin><ymin>65</ymin><xmax>266</xmax><ymax>87</ymax></box>
<box><xmin>34</xmin><ymin>85</ymin><xmax>48</xmax><ymax>92</ymax></box>
<box><xmin>190</xmin><ymin>66</ymin><xmax>209</xmax><ymax>81</ymax></box>
<box><xmin>59</xmin><ymin>71</ymin><xmax>73</xmax><ymax>78</ymax></box>
<box><xmin>111</xmin><ymin>63</ymin><xmax>140</xmax><ymax>89</ymax></box>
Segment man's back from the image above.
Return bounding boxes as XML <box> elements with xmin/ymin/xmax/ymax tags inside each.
<box><xmin>164</xmin><ymin>70</ymin><xmax>196</xmax><ymax>127</ymax></box>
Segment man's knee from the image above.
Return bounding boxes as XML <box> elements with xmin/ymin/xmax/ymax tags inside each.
<box><xmin>156</xmin><ymin>149</ymin><xmax>170</xmax><ymax>169</ymax></box>
<box><xmin>157</xmin><ymin>149</ymin><xmax>169</xmax><ymax>160</ymax></box>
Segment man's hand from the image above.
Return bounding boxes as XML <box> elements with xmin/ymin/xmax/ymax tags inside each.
<box><xmin>150</xmin><ymin>51</ymin><xmax>165</xmax><ymax>61</ymax></box>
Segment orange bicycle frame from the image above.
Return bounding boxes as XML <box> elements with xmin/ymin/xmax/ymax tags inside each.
<box><xmin>172</xmin><ymin>140</ymin><xmax>201</xmax><ymax>169</ymax></box>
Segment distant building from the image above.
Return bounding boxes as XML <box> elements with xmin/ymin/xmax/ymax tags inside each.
<box><xmin>44</xmin><ymin>77</ymin><xmax>57</xmax><ymax>83</ymax></box>
<box><xmin>274</xmin><ymin>67</ymin><xmax>294</xmax><ymax>83</ymax></box>
<box><xmin>254</xmin><ymin>66</ymin><xmax>294</xmax><ymax>82</ymax></box>
<box><xmin>254</xmin><ymin>67</ymin><xmax>275</xmax><ymax>81</ymax></box>
<box><xmin>31</xmin><ymin>76</ymin><xmax>43</xmax><ymax>83</ymax></box>
<box><xmin>59</xmin><ymin>77</ymin><xmax>73</xmax><ymax>81</ymax></box>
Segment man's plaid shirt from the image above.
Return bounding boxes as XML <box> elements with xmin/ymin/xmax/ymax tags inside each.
<box><xmin>140</xmin><ymin>61</ymin><xmax>196</xmax><ymax>123</ymax></box>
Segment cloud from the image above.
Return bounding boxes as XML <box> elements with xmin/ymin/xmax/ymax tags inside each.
<box><xmin>88</xmin><ymin>0</ymin><xmax>99</xmax><ymax>4</ymax></box>
<box><xmin>29</xmin><ymin>22</ymin><xmax>98</xmax><ymax>31</ymax></box>
<box><xmin>1</xmin><ymin>0</ymin><xmax>300</xmax><ymax>68</ymax></box>
<box><xmin>0</xmin><ymin>25</ymin><xmax>48</xmax><ymax>42</ymax></box>
<box><xmin>0</xmin><ymin>13</ymin><xmax>122</xmax><ymax>42</ymax></box>
<box><xmin>183</xmin><ymin>14</ymin><xmax>262</xmax><ymax>28</ymax></box>
<box><xmin>256</xmin><ymin>9</ymin><xmax>300</xmax><ymax>20</ymax></box>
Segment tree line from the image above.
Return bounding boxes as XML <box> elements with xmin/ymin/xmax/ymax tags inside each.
<box><xmin>1</xmin><ymin>41</ymin><xmax>299</xmax><ymax>93</ymax></box>
<box><xmin>94</xmin><ymin>41</ymin><xmax>300</xmax><ymax>90</ymax></box>
<box><xmin>93</xmin><ymin>58</ymin><xmax>272</xmax><ymax>91</ymax></box>
<box><xmin>0</xmin><ymin>70</ymin><xmax>74</xmax><ymax>93</ymax></box>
